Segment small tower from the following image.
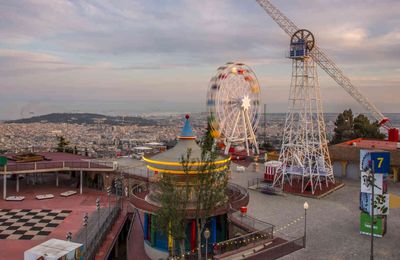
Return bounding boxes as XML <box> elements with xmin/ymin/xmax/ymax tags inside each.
<box><xmin>273</xmin><ymin>29</ymin><xmax>335</xmax><ymax>194</ymax></box>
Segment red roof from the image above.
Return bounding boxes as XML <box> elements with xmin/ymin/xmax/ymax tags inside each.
<box><xmin>338</xmin><ymin>138</ymin><xmax>398</xmax><ymax>151</ymax></box>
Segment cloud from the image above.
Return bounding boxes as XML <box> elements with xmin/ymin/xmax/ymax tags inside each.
<box><xmin>0</xmin><ymin>0</ymin><xmax>399</xmax><ymax>118</ymax></box>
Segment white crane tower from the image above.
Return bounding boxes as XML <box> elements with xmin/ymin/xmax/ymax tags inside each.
<box><xmin>256</xmin><ymin>0</ymin><xmax>399</xmax><ymax>193</ymax></box>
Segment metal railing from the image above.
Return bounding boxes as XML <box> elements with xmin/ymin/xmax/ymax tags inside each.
<box><xmin>226</xmin><ymin>183</ymin><xmax>249</xmax><ymax>209</ymax></box>
<box><xmin>0</xmin><ymin>160</ymin><xmax>115</xmax><ymax>173</ymax></box>
<box><xmin>73</xmin><ymin>200</ymin><xmax>121</xmax><ymax>260</ymax></box>
<box><xmin>211</xmin><ymin>208</ymin><xmax>275</xmax><ymax>257</ymax></box>
<box><xmin>229</xmin><ymin>210</ymin><xmax>274</xmax><ymax>232</ymax></box>
<box><xmin>247</xmin><ymin>178</ymin><xmax>263</xmax><ymax>189</ymax></box>
<box><xmin>213</xmin><ymin>228</ymin><xmax>274</xmax><ymax>257</ymax></box>
<box><xmin>123</xmin><ymin>167</ymin><xmax>153</xmax><ymax>179</ymax></box>
<box><xmin>248</xmin><ymin>236</ymin><xmax>305</xmax><ymax>260</ymax></box>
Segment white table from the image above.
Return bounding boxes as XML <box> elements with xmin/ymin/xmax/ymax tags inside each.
<box><xmin>6</xmin><ymin>196</ymin><xmax>25</xmax><ymax>201</ymax></box>
<box><xmin>36</xmin><ymin>194</ymin><xmax>55</xmax><ymax>200</ymax></box>
<box><xmin>60</xmin><ymin>190</ymin><xmax>77</xmax><ymax>197</ymax></box>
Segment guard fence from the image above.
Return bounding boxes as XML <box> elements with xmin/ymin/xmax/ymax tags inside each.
<box><xmin>73</xmin><ymin>198</ymin><xmax>122</xmax><ymax>260</ymax></box>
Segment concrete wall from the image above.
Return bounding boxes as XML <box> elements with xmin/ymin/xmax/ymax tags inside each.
<box><xmin>144</xmin><ymin>241</ymin><xmax>168</xmax><ymax>260</ymax></box>
<box><xmin>347</xmin><ymin>162</ymin><xmax>360</xmax><ymax>180</ymax></box>
<box><xmin>332</xmin><ymin>161</ymin><xmax>343</xmax><ymax>178</ymax></box>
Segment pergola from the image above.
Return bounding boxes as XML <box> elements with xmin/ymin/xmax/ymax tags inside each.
<box><xmin>0</xmin><ymin>152</ymin><xmax>116</xmax><ymax>200</ymax></box>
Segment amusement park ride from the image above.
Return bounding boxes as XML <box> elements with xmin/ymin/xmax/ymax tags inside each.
<box><xmin>206</xmin><ymin>1</ymin><xmax>398</xmax><ymax>188</ymax></box>
<box><xmin>255</xmin><ymin>0</ymin><xmax>399</xmax><ymax>193</ymax></box>
<box><xmin>207</xmin><ymin>62</ymin><xmax>261</xmax><ymax>156</ymax></box>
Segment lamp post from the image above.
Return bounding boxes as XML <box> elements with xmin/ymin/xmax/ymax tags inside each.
<box><xmin>66</xmin><ymin>232</ymin><xmax>72</xmax><ymax>242</ymax></box>
<box><xmin>114</xmin><ymin>180</ymin><xmax>118</xmax><ymax>209</ymax></box>
<box><xmin>96</xmin><ymin>197</ymin><xmax>100</xmax><ymax>231</ymax></box>
<box><xmin>83</xmin><ymin>212</ymin><xmax>89</xmax><ymax>257</ymax></box>
<box><xmin>107</xmin><ymin>186</ymin><xmax>111</xmax><ymax>214</ymax></box>
<box><xmin>370</xmin><ymin>163</ymin><xmax>375</xmax><ymax>260</ymax></box>
<box><xmin>303</xmin><ymin>201</ymin><xmax>309</xmax><ymax>248</ymax></box>
<box><xmin>204</xmin><ymin>228</ymin><xmax>210</xmax><ymax>260</ymax></box>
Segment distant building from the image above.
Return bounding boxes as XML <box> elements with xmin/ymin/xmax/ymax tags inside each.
<box><xmin>329</xmin><ymin>138</ymin><xmax>400</xmax><ymax>182</ymax></box>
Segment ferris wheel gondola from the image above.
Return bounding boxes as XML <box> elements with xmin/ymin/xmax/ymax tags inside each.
<box><xmin>207</xmin><ymin>62</ymin><xmax>261</xmax><ymax>156</ymax></box>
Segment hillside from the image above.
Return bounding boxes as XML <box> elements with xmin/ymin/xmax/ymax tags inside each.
<box><xmin>5</xmin><ymin>113</ymin><xmax>157</xmax><ymax>126</ymax></box>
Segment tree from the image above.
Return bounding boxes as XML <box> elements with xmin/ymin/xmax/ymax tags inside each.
<box><xmin>192</xmin><ymin>125</ymin><xmax>229</xmax><ymax>260</ymax></box>
<box><xmin>331</xmin><ymin>109</ymin><xmax>385</xmax><ymax>144</ymax></box>
<box><xmin>155</xmin><ymin>124</ymin><xmax>229</xmax><ymax>259</ymax></box>
<box><xmin>353</xmin><ymin>114</ymin><xmax>385</xmax><ymax>140</ymax></box>
<box><xmin>259</xmin><ymin>141</ymin><xmax>274</xmax><ymax>151</ymax></box>
<box><xmin>56</xmin><ymin>136</ymin><xmax>70</xmax><ymax>152</ymax></box>
<box><xmin>331</xmin><ymin>109</ymin><xmax>354</xmax><ymax>144</ymax></box>
<box><xmin>155</xmin><ymin>151</ymin><xmax>192</xmax><ymax>258</ymax></box>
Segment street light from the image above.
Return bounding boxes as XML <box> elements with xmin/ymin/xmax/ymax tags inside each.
<box><xmin>303</xmin><ymin>201</ymin><xmax>309</xmax><ymax>248</ymax></box>
<box><xmin>83</xmin><ymin>212</ymin><xmax>89</xmax><ymax>257</ymax></box>
<box><xmin>204</xmin><ymin>228</ymin><xmax>210</xmax><ymax>260</ymax></box>
<box><xmin>107</xmin><ymin>186</ymin><xmax>111</xmax><ymax>214</ymax></box>
<box><xmin>370</xmin><ymin>163</ymin><xmax>376</xmax><ymax>260</ymax></box>
<box><xmin>96</xmin><ymin>197</ymin><xmax>100</xmax><ymax>231</ymax></box>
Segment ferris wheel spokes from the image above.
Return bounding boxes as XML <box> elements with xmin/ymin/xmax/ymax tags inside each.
<box><xmin>207</xmin><ymin>62</ymin><xmax>261</xmax><ymax>156</ymax></box>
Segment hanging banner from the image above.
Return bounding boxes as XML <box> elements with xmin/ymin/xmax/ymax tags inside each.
<box><xmin>361</xmin><ymin>171</ymin><xmax>383</xmax><ymax>195</ymax></box>
<box><xmin>360</xmin><ymin>192</ymin><xmax>389</xmax><ymax>215</ymax></box>
<box><xmin>360</xmin><ymin>149</ymin><xmax>371</xmax><ymax>171</ymax></box>
<box><xmin>371</xmin><ymin>152</ymin><xmax>390</xmax><ymax>175</ymax></box>
<box><xmin>360</xmin><ymin>212</ymin><xmax>386</xmax><ymax>238</ymax></box>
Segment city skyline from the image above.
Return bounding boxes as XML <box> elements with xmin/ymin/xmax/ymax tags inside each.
<box><xmin>1</xmin><ymin>0</ymin><xmax>399</xmax><ymax>119</ymax></box>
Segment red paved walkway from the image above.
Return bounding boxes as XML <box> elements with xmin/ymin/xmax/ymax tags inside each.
<box><xmin>0</xmin><ymin>185</ymin><xmax>115</xmax><ymax>260</ymax></box>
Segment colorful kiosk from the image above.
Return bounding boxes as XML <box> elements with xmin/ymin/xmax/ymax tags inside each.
<box><xmin>131</xmin><ymin>115</ymin><xmax>249</xmax><ymax>259</ymax></box>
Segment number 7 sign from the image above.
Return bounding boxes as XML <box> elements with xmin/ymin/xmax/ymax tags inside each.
<box><xmin>371</xmin><ymin>152</ymin><xmax>390</xmax><ymax>174</ymax></box>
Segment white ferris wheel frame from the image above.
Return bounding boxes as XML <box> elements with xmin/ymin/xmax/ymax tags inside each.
<box><xmin>207</xmin><ymin>62</ymin><xmax>261</xmax><ymax>156</ymax></box>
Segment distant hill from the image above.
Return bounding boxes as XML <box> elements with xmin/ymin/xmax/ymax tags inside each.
<box><xmin>5</xmin><ymin>113</ymin><xmax>157</xmax><ymax>126</ymax></box>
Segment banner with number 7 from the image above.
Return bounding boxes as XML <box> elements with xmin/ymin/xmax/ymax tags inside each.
<box><xmin>371</xmin><ymin>152</ymin><xmax>390</xmax><ymax>175</ymax></box>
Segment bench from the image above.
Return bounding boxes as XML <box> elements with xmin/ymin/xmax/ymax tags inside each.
<box><xmin>60</xmin><ymin>190</ymin><xmax>77</xmax><ymax>197</ymax></box>
<box><xmin>6</xmin><ymin>196</ymin><xmax>25</xmax><ymax>201</ymax></box>
<box><xmin>36</xmin><ymin>194</ymin><xmax>54</xmax><ymax>200</ymax></box>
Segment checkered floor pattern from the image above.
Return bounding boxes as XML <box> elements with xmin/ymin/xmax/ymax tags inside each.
<box><xmin>0</xmin><ymin>209</ymin><xmax>71</xmax><ymax>240</ymax></box>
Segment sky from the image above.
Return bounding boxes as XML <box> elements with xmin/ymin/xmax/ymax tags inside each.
<box><xmin>0</xmin><ymin>0</ymin><xmax>399</xmax><ymax>119</ymax></box>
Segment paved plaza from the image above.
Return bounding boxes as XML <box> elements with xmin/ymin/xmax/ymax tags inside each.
<box><xmin>0</xmin><ymin>184</ymin><xmax>114</xmax><ymax>260</ymax></box>
<box><xmin>230</xmin><ymin>163</ymin><xmax>400</xmax><ymax>260</ymax></box>
<box><xmin>0</xmin><ymin>209</ymin><xmax>71</xmax><ymax>240</ymax></box>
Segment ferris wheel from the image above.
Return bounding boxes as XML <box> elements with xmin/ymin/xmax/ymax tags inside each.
<box><xmin>207</xmin><ymin>62</ymin><xmax>261</xmax><ymax>156</ymax></box>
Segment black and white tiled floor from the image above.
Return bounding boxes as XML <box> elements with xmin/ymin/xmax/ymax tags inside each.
<box><xmin>0</xmin><ymin>209</ymin><xmax>71</xmax><ymax>240</ymax></box>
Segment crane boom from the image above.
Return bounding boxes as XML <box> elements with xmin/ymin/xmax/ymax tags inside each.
<box><xmin>309</xmin><ymin>46</ymin><xmax>386</xmax><ymax>123</ymax></box>
<box><xmin>256</xmin><ymin>0</ymin><xmax>298</xmax><ymax>36</ymax></box>
<box><xmin>256</xmin><ymin>0</ymin><xmax>388</xmax><ymax>126</ymax></box>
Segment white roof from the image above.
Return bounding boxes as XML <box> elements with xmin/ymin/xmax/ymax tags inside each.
<box><xmin>265</xmin><ymin>160</ymin><xmax>282</xmax><ymax>167</ymax></box>
<box><xmin>133</xmin><ymin>146</ymin><xmax>153</xmax><ymax>150</ymax></box>
<box><xmin>146</xmin><ymin>142</ymin><xmax>164</xmax><ymax>146</ymax></box>
<box><xmin>24</xmin><ymin>239</ymin><xmax>83</xmax><ymax>259</ymax></box>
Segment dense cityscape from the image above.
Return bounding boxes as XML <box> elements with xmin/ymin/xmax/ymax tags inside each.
<box><xmin>0</xmin><ymin>112</ymin><xmax>342</xmax><ymax>157</ymax></box>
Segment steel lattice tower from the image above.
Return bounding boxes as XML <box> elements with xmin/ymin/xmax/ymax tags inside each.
<box><xmin>273</xmin><ymin>30</ymin><xmax>335</xmax><ymax>194</ymax></box>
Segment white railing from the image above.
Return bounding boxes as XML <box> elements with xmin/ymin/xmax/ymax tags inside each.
<box><xmin>0</xmin><ymin>160</ymin><xmax>115</xmax><ymax>174</ymax></box>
